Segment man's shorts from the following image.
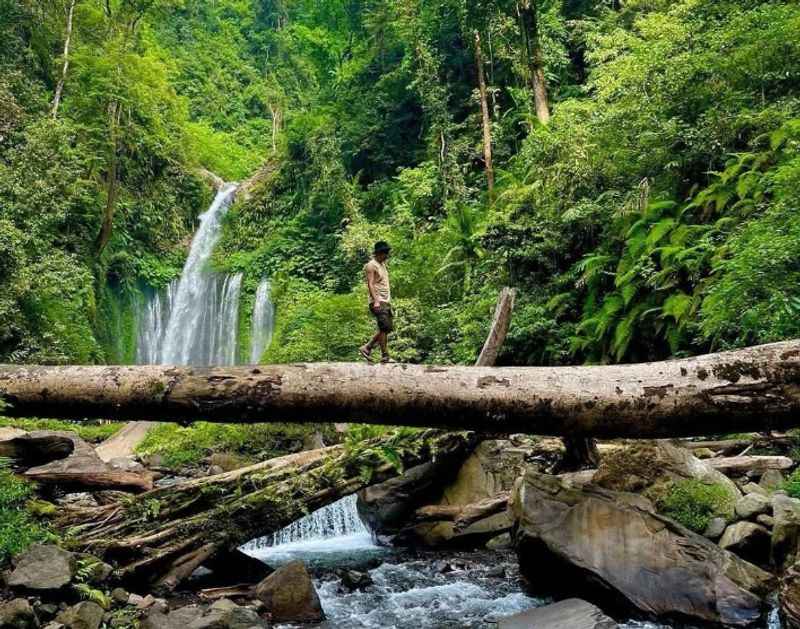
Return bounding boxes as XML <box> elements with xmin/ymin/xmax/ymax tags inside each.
<box><xmin>370</xmin><ymin>303</ymin><xmax>394</xmax><ymax>333</ymax></box>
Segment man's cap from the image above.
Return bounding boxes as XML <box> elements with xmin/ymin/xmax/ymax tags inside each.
<box><xmin>374</xmin><ymin>241</ymin><xmax>391</xmax><ymax>254</ymax></box>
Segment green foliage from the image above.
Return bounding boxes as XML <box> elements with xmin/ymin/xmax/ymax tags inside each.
<box><xmin>654</xmin><ymin>479</ymin><xmax>735</xmax><ymax>533</ymax></box>
<box><xmin>0</xmin><ymin>460</ymin><xmax>52</xmax><ymax>564</ymax></box>
<box><xmin>0</xmin><ymin>418</ymin><xmax>122</xmax><ymax>444</ymax></box>
<box><xmin>783</xmin><ymin>469</ymin><xmax>800</xmax><ymax>500</ymax></box>
<box><xmin>135</xmin><ymin>421</ymin><xmax>335</xmax><ymax>469</ymax></box>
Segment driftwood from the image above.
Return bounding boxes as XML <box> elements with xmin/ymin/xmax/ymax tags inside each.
<box><xmin>4</xmin><ymin>341</ymin><xmax>800</xmax><ymax>437</ymax></box>
<box><xmin>681</xmin><ymin>435</ymin><xmax>794</xmax><ymax>456</ymax></box>
<box><xmin>0</xmin><ymin>429</ymin><xmax>153</xmax><ymax>492</ymax></box>
<box><xmin>95</xmin><ymin>421</ymin><xmax>157</xmax><ymax>462</ymax></box>
<box><xmin>414</xmin><ymin>492</ymin><xmax>510</xmax><ymax>532</ymax></box>
<box><xmin>706</xmin><ymin>455</ymin><xmax>793</xmax><ymax>474</ymax></box>
<box><xmin>56</xmin><ymin>430</ymin><xmax>475</xmax><ymax>590</ymax></box>
<box><xmin>475</xmin><ymin>288</ymin><xmax>515</xmax><ymax>367</ymax></box>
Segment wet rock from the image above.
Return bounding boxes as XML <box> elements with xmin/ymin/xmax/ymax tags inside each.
<box><xmin>772</xmin><ymin>494</ymin><xmax>800</xmax><ymax>569</ymax></box>
<box><xmin>486</xmin><ymin>565</ymin><xmax>506</xmax><ymax>578</ymax></box>
<box><xmin>0</xmin><ymin>598</ymin><xmax>40</xmax><ymax>629</ymax></box>
<box><xmin>513</xmin><ymin>469</ymin><xmax>774</xmax><ymax>627</ymax></box>
<box><xmin>761</xmin><ymin>469</ymin><xmax>784</xmax><ymax>491</ymax></box>
<box><xmin>8</xmin><ymin>545</ymin><xmax>75</xmax><ymax>591</ymax></box>
<box><xmin>735</xmin><ymin>493</ymin><xmax>771</xmax><ymax>520</ymax></box>
<box><xmin>719</xmin><ymin>522</ymin><xmax>771</xmax><ymax>566</ymax></box>
<box><xmin>254</xmin><ymin>560</ymin><xmax>325</xmax><ymax>623</ymax></box>
<box><xmin>55</xmin><ymin>602</ymin><xmax>103</xmax><ymax>629</ymax></box>
<box><xmin>498</xmin><ymin>599</ymin><xmax>617</xmax><ymax>629</ymax></box>
<box><xmin>703</xmin><ymin>517</ymin><xmax>727</xmax><ymax>540</ymax></box>
<box><xmin>337</xmin><ymin>569</ymin><xmax>372</xmax><ymax>592</ymax></box>
<box><xmin>486</xmin><ymin>532</ymin><xmax>512</xmax><ymax>550</ymax></box>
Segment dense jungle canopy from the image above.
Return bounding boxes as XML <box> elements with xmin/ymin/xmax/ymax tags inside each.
<box><xmin>1</xmin><ymin>0</ymin><xmax>800</xmax><ymax>369</ymax></box>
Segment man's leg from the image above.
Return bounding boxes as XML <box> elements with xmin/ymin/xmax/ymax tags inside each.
<box><xmin>377</xmin><ymin>331</ymin><xmax>388</xmax><ymax>358</ymax></box>
<box><xmin>360</xmin><ymin>331</ymin><xmax>382</xmax><ymax>360</ymax></box>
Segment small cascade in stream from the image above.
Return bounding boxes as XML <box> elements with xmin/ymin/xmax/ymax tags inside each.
<box><xmin>242</xmin><ymin>494</ymin><xmax>378</xmax><ymax>567</ymax></box>
<box><xmin>249</xmin><ymin>278</ymin><xmax>274</xmax><ymax>363</ymax></box>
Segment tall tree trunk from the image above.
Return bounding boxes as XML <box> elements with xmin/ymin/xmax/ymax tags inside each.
<box><xmin>95</xmin><ymin>100</ymin><xmax>121</xmax><ymax>254</ymax></box>
<box><xmin>51</xmin><ymin>0</ymin><xmax>76</xmax><ymax>119</ymax></box>
<box><xmin>516</xmin><ymin>0</ymin><xmax>550</xmax><ymax>125</ymax></box>
<box><xmin>476</xmin><ymin>287</ymin><xmax>515</xmax><ymax>367</ymax></box>
<box><xmin>473</xmin><ymin>30</ymin><xmax>494</xmax><ymax>194</ymax></box>
<box><xmin>4</xmin><ymin>341</ymin><xmax>800</xmax><ymax>438</ymax></box>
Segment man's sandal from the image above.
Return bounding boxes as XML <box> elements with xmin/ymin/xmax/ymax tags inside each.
<box><xmin>359</xmin><ymin>347</ymin><xmax>374</xmax><ymax>362</ymax></box>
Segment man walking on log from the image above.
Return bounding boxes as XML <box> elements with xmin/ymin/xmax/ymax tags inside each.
<box><xmin>360</xmin><ymin>241</ymin><xmax>394</xmax><ymax>363</ymax></box>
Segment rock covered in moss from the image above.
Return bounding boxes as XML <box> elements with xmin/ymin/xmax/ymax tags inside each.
<box><xmin>254</xmin><ymin>560</ymin><xmax>324</xmax><ymax>623</ymax></box>
<box><xmin>55</xmin><ymin>602</ymin><xmax>103</xmax><ymax>629</ymax></box>
<box><xmin>772</xmin><ymin>494</ymin><xmax>800</xmax><ymax>569</ymax></box>
<box><xmin>7</xmin><ymin>545</ymin><xmax>76</xmax><ymax>591</ymax></box>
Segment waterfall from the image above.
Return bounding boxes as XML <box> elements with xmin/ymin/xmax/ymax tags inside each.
<box><xmin>250</xmin><ymin>278</ymin><xmax>274</xmax><ymax>363</ymax></box>
<box><xmin>158</xmin><ymin>184</ymin><xmax>241</xmax><ymax>366</ymax></box>
<box><xmin>242</xmin><ymin>494</ymin><xmax>374</xmax><ymax>561</ymax></box>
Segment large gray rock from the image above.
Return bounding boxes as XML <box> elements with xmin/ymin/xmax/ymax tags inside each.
<box><xmin>735</xmin><ymin>493</ymin><xmax>771</xmax><ymax>520</ymax></box>
<box><xmin>761</xmin><ymin>469</ymin><xmax>784</xmax><ymax>491</ymax></box>
<box><xmin>513</xmin><ymin>469</ymin><xmax>774</xmax><ymax>627</ymax></box>
<box><xmin>255</xmin><ymin>560</ymin><xmax>324</xmax><ymax>623</ymax></box>
<box><xmin>7</xmin><ymin>545</ymin><xmax>75</xmax><ymax>591</ymax></box>
<box><xmin>772</xmin><ymin>494</ymin><xmax>800</xmax><ymax>569</ymax></box>
<box><xmin>719</xmin><ymin>522</ymin><xmax>771</xmax><ymax>566</ymax></box>
<box><xmin>187</xmin><ymin>600</ymin><xmax>267</xmax><ymax>629</ymax></box>
<box><xmin>703</xmin><ymin>517</ymin><xmax>727</xmax><ymax>540</ymax></box>
<box><xmin>499</xmin><ymin>599</ymin><xmax>617</xmax><ymax>629</ymax></box>
<box><xmin>55</xmin><ymin>602</ymin><xmax>103</xmax><ymax>629</ymax></box>
<box><xmin>0</xmin><ymin>598</ymin><xmax>40</xmax><ymax>629</ymax></box>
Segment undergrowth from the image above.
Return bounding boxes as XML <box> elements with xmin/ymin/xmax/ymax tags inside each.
<box><xmin>654</xmin><ymin>479</ymin><xmax>735</xmax><ymax>533</ymax></box>
<box><xmin>0</xmin><ymin>418</ymin><xmax>122</xmax><ymax>443</ymax></box>
<box><xmin>0</xmin><ymin>459</ymin><xmax>53</xmax><ymax>563</ymax></box>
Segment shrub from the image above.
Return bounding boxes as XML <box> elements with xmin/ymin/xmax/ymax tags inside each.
<box><xmin>654</xmin><ymin>479</ymin><xmax>735</xmax><ymax>533</ymax></box>
<box><xmin>135</xmin><ymin>422</ymin><xmax>337</xmax><ymax>470</ymax></box>
<box><xmin>783</xmin><ymin>469</ymin><xmax>800</xmax><ymax>499</ymax></box>
<box><xmin>0</xmin><ymin>461</ymin><xmax>52</xmax><ymax>563</ymax></box>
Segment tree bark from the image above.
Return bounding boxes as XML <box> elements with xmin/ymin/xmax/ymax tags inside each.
<box><xmin>51</xmin><ymin>0</ymin><xmax>76</xmax><ymax>119</ymax></box>
<box><xmin>3</xmin><ymin>341</ymin><xmax>800</xmax><ymax>438</ymax></box>
<box><xmin>473</xmin><ymin>30</ymin><xmax>494</xmax><ymax>194</ymax></box>
<box><xmin>475</xmin><ymin>287</ymin><xmax>516</xmax><ymax>367</ymax></box>
<box><xmin>55</xmin><ymin>430</ymin><xmax>475</xmax><ymax>589</ymax></box>
<box><xmin>706</xmin><ymin>455</ymin><xmax>793</xmax><ymax>474</ymax></box>
<box><xmin>516</xmin><ymin>0</ymin><xmax>550</xmax><ymax>125</ymax></box>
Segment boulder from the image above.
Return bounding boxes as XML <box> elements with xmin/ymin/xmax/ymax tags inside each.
<box><xmin>761</xmin><ymin>469</ymin><xmax>785</xmax><ymax>491</ymax></box>
<box><xmin>188</xmin><ymin>600</ymin><xmax>267</xmax><ymax>629</ymax></box>
<box><xmin>410</xmin><ymin>440</ymin><xmax>529</xmax><ymax>545</ymax></box>
<box><xmin>486</xmin><ymin>532</ymin><xmax>513</xmax><ymax>550</ymax></box>
<box><xmin>498</xmin><ymin>599</ymin><xmax>617</xmax><ymax>629</ymax></box>
<box><xmin>55</xmin><ymin>602</ymin><xmax>103</xmax><ymax>629</ymax></box>
<box><xmin>595</xmin><ymin>441</ymin><xmax>740</xmax><ymax>498</ymax></box>
<box><xmin>757</xmin><ymin>514</ymin><xmax>775</xmax><ymax>528</ymax></box>
<box><xmin>735</xmin><ymin>493</ymin><xmax>771</xmax><ymax>520</ymax></box>
<box><xmin>110</xmin><ymin>588</ymin><xmax>129</xmax><ymax>605</ymax></box>
<box><xmin>8</xmin><ymin>545</ymin><xmax>75</xmax><ymax>591</ymax></box>
<box><xmin>254</xmin><ymin>560</ymin><xmax>324</xmax><ymax>623</ymax></box>
<box><xmin>741</xmin><ymin>483</ymin><xmax>768</xmax><ymax>497</ymax></box>
<box><xmin>336</xmin><ymin>569</ymin><xmax>372</xmax><ymax>592</ymax></box>
<box><xmin>782</xmin><ymin>561</ymin><xmax>800</xmax><ymax>628</ymax></box>
<box><xmin>772</xmin><ymin>494</ymin><xmax>800</xmax><ymax>569</ymax></box>
<box><xmin>703</xmin><ymin>517</ymin><xmax>727</xmax><ymax>540</ymax></box>
<box><xmin>719</xmin><ymin>522</ymin><xmax>771</xmax><ymax>566</ymax></box>
<box><xmin>0</xmin><ymin>598</ymin><xmax>40</xmax><ymax>629</ymax></box>
<box><xmin>139</xmin><ymin>606</ymin><xmax>205</xmax><ymax>629</ymax></box>
<box><xmin>513</xmin><ymin>469</ymin><xmax>774</xmax><ymax>627</ymax></box>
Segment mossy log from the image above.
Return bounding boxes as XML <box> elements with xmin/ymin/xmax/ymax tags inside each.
<box><xmin>56</xmin><ymin>430</ymin><xmax>476</xmax><ymax>590</ymax></box>
<box><xmin>3</xmin><ymin>341</ymin><xmax>800</xmax><ymax>437</ymax></box>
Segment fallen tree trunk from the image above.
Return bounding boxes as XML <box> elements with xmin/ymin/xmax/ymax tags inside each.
<box><xmin>3</xmin><ymin>340</ymin><xmax>800</xmax><ymax>438</ymax></box>
<box><xmin>56</xmin><ymin>430</ymin><xmax>475</xmax><ymax>590</ymax></box>
<box><xmin>414</xmin><ymin>492</ymin><xmax>510</xmax><ymax>532</ymax></box>
<box><xmin>706</xmin><ymin>455</ymin><xmax>793</xmax><ymax>474</ymax></box>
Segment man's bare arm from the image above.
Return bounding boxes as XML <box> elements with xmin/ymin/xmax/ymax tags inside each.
<box><xmin>365</xmin><ymin>265</ymin><xmax>381</xmax><ymax>309</ymax></box>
